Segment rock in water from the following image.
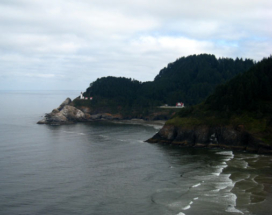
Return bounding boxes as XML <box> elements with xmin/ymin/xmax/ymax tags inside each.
<box><xmin>37</xmin><ymin>98</ymin><xmax>86</xmax><ymax>125</ymax></box>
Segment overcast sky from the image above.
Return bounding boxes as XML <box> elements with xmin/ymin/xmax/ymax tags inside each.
<box><xmin>0</xmin><ymin>0</ymin><xmax>271</xmax><ymax>90</ymax></box>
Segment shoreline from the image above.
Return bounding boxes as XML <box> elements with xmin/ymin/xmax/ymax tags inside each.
<box><xmin>110</xmin><ymin>118</ymin><xmax>166</xmax><ymax>129</ymax></box>
<box><xmin>37</xmin><ymin>97</ymin><xmax>170</xmax><ymax>126</ymax></box>
<box><xmin>146</xmin><ymin>124</ymin><xmax>272</xmax><ymax>155</ymax></box>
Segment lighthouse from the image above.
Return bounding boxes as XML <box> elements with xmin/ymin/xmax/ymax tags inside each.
<box><xmin>80</xmin><ymin>92</ymin><xmax>84</xmax><ymax>99</ymax></box>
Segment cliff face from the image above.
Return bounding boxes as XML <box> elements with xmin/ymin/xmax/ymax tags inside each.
<box><xmin>146</xmin><ymin>124</ymin><xmax>272</xmax><ymax>154</ymax></box>
<box><xmin>37</xmin><ymin>98</ymin><xmax>87</xmax><ymax>125</ymax></box>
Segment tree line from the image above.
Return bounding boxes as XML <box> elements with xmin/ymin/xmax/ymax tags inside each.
<box><xmin>82</xmin><ymin>54</ymin><xmax>254</xmax><ymax>109</ymax></box>
<box><xmin>205</xmin><ymin>56</ymin><xmax>272</xmax><ymax>113</ymax></box>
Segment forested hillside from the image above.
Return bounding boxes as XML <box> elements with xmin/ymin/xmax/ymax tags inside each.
<box><xmin>77</xmin><ymin>54</ymin><xmax>254</xmax><ymax>110</ymax></box>
<box><xmin>205</xmin><ymin>56</ymin><xmax>272</xmax><ymax>113</ymax></box>
<box><xmin>148</xmin><ymin>54</ymin><xmax>253</xmax><ymax>105</ymax></box>
<box><xmin>167</xmin><ymin>56</ymin><xmax>272</xmax><ymax>144</ymax></box>
<box><xmin>148</xmin><ymin>56</ymin><xmax>272</xmax><ymax>153</ymax></box>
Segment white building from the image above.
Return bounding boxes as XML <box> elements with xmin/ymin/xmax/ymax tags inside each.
<box><xmin>176</xmin><ymin>102</ymin><xmax>184</xmax><ymax>108</ymax></box>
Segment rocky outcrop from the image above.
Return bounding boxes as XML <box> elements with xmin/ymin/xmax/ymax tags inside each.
<box><xmin>37</xmin><ymin>98</ymin><xmax>124</xmax><ymax>125</ymax></box>
<box><xmin>57</xmin><ymin>97</ymin><xmax>72</xmax><ymax>111</ymax></box>
<box><xmin>146</xmin><ymin>124</ymin><xmax>272</xmax><ymax>154</ymax></box>
<box><xmin>37</xmin><ymin>98</ymin><xmax>87</xmax><ymax>125</ymax></box>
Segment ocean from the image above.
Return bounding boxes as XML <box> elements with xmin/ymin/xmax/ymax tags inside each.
<box><xmin>0</xmin><ymin>90</ymin><xmax>271</xmax><ymax>215</ymax></box>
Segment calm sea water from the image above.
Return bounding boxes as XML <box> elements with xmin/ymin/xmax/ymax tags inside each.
<box><xmin>0</xmin><ymin>90</ymin><xmax>272</xmax><ymax>215</ymax></box>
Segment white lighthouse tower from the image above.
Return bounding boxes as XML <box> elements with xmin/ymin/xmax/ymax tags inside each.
<box><xmin>80</xmin><ymin>92</ymin><xmax>84</xmax><ymax>99</ymax></box>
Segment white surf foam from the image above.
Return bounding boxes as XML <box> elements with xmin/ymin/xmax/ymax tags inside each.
<box><xmin>212</xmin><ymin>172</ymin><xmax>221</xmax><ymax>176</ymax></box>
<box><xmin>192</xmin><ymin>183</ymin><xmax>201</xmax><ymax>188</ymax></box>
<box><xmin>212</xmin><ymin>163</ymin><xmax>227</xmax><ymax>176</ymax></box>
<box><xmin>217</xmin><ymin>151</ymin><xmax>234</xmax><ymax>162</ymax></box>
<box><xmin>252</xmin><ymin>175</ymin><xmax>258</xmax><ymax>184</ymax></box>
<box><xmin>216</xmin><ymin>151</ymin><xmax>234</xmax><ymax>156</ymax></box>
<box><xmin>214</xmin><ymin>174</ymin><xmax>233</xmax><ymax>190</ymax></box>
<box><xmin>182</xmin><ymin>205</ymin><xmax>191</xmax><ymax>210</ymax></box>
<box><xmin>242</xmin><ymin>160</ymin><xmax>248</xmax><ymax>169</ymax></box>
<box><xmin>137</xmin><ymin>140</ymin><xmax>144</xmax><ymax>143</ymax></box>
<box><xmin>226</xmin><ymin>205</ymin><xmax>244</xmax><ymax>214</ymax></box>
<box><xmin>64</xmin><ymin>131</ymin><xmax>85</xmax><ymax>135</ymax></box>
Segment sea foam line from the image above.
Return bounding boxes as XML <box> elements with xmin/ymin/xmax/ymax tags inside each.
<box><xmin>226</xmin><ymin>205</ymin><xmax>244</xmax><ymax>214</ymax></box>
<box><xmin>192</xmin><ymin>183</ymin><xmax>201</xmax><ymax>188</ymax></box>
<box><xmin>182</xmin><ymin>205</ymin><xmax>191</xmax><ymax>210</ymax></box>
<box><xmin>182</xmin><ymin>201</ymin><xmax>194</xmax><ymax>210</ymax></box>
<box><xmin>221</xmin><ymin>152</ymin><xmax>245</xmax><ymax>214</ymax></box>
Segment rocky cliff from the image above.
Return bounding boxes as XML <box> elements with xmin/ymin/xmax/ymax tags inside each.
<box><xmin>37</xmin><ymin>98</ymin><xmax>87</xmax><ymax>125</ymax></box>
<box><xmin>37</xmin><ymin>98</ymin><xmax>124</xmax><ymax>125</ymax></box>
<box><xmin>146</xmin><ymin>124</ymin><xmax>272</xmax><ymax>154</ymax></box>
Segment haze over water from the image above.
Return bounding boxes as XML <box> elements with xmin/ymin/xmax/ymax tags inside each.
<box><xmin>0</xmin><ymin>91</ymin><xmax>272</xmax><ymax>215</ymax></box>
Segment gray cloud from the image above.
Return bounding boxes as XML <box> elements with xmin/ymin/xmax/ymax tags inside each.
<box><xmin>0</xmin><ymin>0</ymin><xmax>271</xmax><ymax>90</ymax></box>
